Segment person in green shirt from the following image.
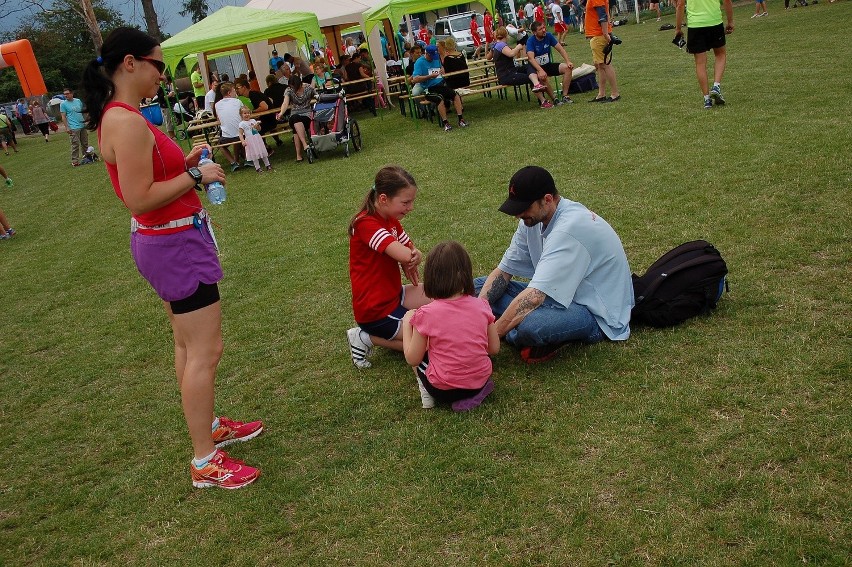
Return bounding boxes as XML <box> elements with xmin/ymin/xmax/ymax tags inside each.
<box><xmin>674</xmin><ymin>0</ymin><xmax>734</xmax><ymax>109</ymax></box>
<box><xmin>190</xmin><ymin>64</ymin><xmax>205</xmax><ymax>109</ymax></box>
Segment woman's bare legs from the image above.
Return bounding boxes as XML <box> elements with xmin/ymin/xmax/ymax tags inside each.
<box><xmin>165</xmin><ymin>301</ymin><xmax>222</xmax><ymax>459</ymax></box>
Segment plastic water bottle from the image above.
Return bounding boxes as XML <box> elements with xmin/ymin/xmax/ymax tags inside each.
<box><xmin>199</xmin><ymin>149</ymin><xmax>226</xmax><ymax>205</ymax></box>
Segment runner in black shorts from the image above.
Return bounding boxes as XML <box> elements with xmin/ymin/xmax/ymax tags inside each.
<box><xmin>675</xmin><ymin>0</ymin><xmax>734</xmax><ymax>109</ymax></box>
<box><xmin>686</xmin><ymin>23</ymin><xmax>726</xmax><ymax>54</ymax></box>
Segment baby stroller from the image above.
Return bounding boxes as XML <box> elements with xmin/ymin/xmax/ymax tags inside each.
<box><xmin>306</xmin><ymin>89</ymin><xmax>362</xmax><ymax>161</ymax></box>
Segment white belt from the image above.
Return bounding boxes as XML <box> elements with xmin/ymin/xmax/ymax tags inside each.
<box><xmin>131</xmin><ymin>209</ymin><xmax>207</xmax><ymax>233</ymax></box>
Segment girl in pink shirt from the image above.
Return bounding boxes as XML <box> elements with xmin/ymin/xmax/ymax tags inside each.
<box><xmin>402</xmin><ymin>241</ymin><xmax>500</xmax><ymax>412</ymax></box>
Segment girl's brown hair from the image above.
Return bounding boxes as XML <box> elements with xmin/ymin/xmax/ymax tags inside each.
<box><xmin>423</xmin><ymin>241</ymin><xmax>475</xmax><ymax>299</ymax></box>
<box><xmin>349</xmin><ymin>166</ymin><xmax>417</xmax><ymax>234</ymax></box>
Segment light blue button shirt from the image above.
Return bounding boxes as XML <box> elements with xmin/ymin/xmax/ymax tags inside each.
<box><xmin>498</xmin><ymin>197</ymin><xmax>634</xmax><ymax>340</ymax></box>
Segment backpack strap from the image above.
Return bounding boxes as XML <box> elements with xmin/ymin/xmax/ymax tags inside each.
<box><xmin>634</xmin><ymin>255</ymin><xmax>723</xmax><ymax>304</ymax></box>
<box><xmin>644</xmin><ymin>240</ymin><xmax>716</xmax><ymax>273</ymax></box>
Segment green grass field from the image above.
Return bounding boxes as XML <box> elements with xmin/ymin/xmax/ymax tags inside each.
<box><xmin>1</xmin><ymin>2</ymin><xmax>850</xmax><ymax>564</ymax></box>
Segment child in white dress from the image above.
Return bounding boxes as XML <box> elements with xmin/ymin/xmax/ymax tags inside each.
<box><xmin>237</xmin><ymin>106</ymin><xmax>271</xmax><ymax>172</ymax></box>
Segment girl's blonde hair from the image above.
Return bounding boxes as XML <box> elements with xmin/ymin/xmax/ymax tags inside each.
<box><xmin>494</xmin><ymin>26</ymin><xmax>508</xmax><ymax>40</ymax></box>
<box><xmin>349</xmin><ymin>165</ymin><xmax>417</xmax><ymax>235</ymax></box>
<box><xmin>442</xmin><ymin>37</ymin><xmax>460</xmax><ymax>54</ymax></box>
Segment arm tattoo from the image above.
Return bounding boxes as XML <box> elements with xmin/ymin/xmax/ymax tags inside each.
<box><xmin>515</xmin><ymin>289</ymin><xmax>546</xmax><ymax>318</ymax></box>
<box><xmin>486</xmin><ymin>276</ymin><xmax>509</xmax><ymax>304</ymax></box>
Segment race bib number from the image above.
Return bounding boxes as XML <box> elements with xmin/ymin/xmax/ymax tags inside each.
<box><xmin>535</xmin><ymin>53</ymin><xmax>550</xmax><ymax>65</ymax></box>
<box><xmin>429</xmin><ymin>68</ymin><xmax>441</xmax><ymax>76</ymax></box>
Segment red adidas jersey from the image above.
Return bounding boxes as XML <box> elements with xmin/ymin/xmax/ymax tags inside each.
<box><xmin>349</xmin><ymin>212</ymin><xmax>413</xmax><ymax>323</ymax></box>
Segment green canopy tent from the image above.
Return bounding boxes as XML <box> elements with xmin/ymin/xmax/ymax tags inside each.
<box><xmin>362</xmin><ymin>0</ymin><xmax>497</xmax><ymax>118</ymax></box>
<box><xmin>160</xmin><ymin>6</ymin><xmax>322</xmax><ymax>147</ymax></box>
<box><xmin>363</xmin><ymin>0</ymin><xmax>497</xmax><ymax>35</ymax></box>
<box><xmin>161</xmin><ymin>6</ymin><xmax>323</xmax><ymax>73</ymax></box>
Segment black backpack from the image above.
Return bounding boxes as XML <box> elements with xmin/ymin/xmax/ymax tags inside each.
<box><xmin>631</xmin><ymin>240</ymin><xmax>729</xmax><ymax>328</ymax></box>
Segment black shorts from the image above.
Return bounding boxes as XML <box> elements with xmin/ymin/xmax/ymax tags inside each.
<box><xmin>498</xmin><ymin>71</ymin><xmax>533</xmax><ymax>87</ymax></box>
<box><xmin>424</xmin><ymin>84</ymin><xmax>458</xmax><ymax>108</ymax></box>
<box><xmin>288</xmin><ymin>113</ymin><xmax>311</xmax><ymax>130</ymax></box>
<box><xmin>687</xmin><ymin>23</ymin><xmax>726</xmax><ymax>54</ymax></box>
<box><xmin>525</xmin><ymin>61</ymin><xmax>563</xmax><ymax>78</ymax></box>
<box><xmin>170</xmin><ymin>282</ymin><xmax>220</xmax><ymax>314</ymax></box>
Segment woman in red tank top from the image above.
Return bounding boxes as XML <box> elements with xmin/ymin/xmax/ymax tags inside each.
<box><xmin>82</xmin><ymin>28</ymin><xmax>261</xmax><ymax>490</ymax></box>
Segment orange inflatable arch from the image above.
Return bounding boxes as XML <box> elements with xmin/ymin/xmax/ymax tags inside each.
<box><xmin>0</xmin><ymin>39</ymin><xmax>47</xmax><ymax>97</ymax></box>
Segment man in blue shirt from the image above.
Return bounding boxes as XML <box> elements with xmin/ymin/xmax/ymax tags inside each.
<box><xmin>59</xmin><ymin>88</ymin><xmax>88</xmax><ymax>167</ymax></box>
<box><xmin>475</xmin><ymin>166</ymin><xmax>634</xmax><ymax>363</ymax></box>
<box><xmin>269</xmin><ymin>50</ymin><xmax>284</xmax><ymax>73</ymax></box>
<box><xmin>411</xmin><ymin>45</ymin><xmax>467</xmax><ymax>132</ymax></box>
<box><xmin>525</xmin><ymin>21</ymin><xmax>575</xmax><ymax>104</ymax></box>
<box><xmin>15</xmin><ymin>99</ymin><xmax>33</xmax><ymax>134</ymax></box>
<box><xmin>380</xmin><ymin>32</ymin><xmax>389</xmax><ymax>59</ymax></box>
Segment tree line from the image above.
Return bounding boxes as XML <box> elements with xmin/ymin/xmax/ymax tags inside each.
<box><xmin>0</xmin><ymin>0</ymin><xmax>210</xmax><ymax>101</ymax></box>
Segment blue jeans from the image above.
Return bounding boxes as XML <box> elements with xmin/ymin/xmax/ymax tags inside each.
<box><xmin>474</xmin><ymin>277</ymin><xmax>604</xmax><ymax>347</ymax></box>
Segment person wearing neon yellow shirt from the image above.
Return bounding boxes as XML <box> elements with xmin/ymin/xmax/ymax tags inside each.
<box><xmin>190</xmin><ymin>64</ymin><xmax>205</xmax><ymax>110</ymax></box>
<box><xmin>674</xmin><ymin>0</ymin><xmax>734</xmax><ymax>109</ymax></box>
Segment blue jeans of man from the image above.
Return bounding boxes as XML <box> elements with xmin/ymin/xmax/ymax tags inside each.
<box><xmin>474</xmin><ymin>277</ymin><xmax>604</xmax><ymax>347</ymax></box>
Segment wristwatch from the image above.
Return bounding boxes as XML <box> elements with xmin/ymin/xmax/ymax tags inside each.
<box><xmin>187</xmin><ymin>167</ymin><xmax>203</xmax><ymax>190</ymax></box>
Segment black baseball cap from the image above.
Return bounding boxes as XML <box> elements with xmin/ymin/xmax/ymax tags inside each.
<box><xmin>499</xmin><ymin>166</ymin><xmax>557</xmax><ymax>216</ymax></box>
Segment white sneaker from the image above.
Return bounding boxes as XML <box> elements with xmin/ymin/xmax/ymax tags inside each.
<box><xmin>417</xmin><ymin>376</ymin><xmax>436</xmax><ymax>409</ymax></box>
<box><xmin>347</xmin><ymin>327</ymin><xmax>372</xmax><ymax>369</ymax></box>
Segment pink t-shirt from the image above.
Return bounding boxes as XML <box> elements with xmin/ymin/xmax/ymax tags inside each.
<box><xmin>409</xmin><ymin>295</ymin><xmax>495</xmax><ymax>390</ymax></box>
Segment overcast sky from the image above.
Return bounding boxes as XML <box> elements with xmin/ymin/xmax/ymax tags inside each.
<box><xmin>0</xmin><ymin>0</ymin><xmax>243</xmax><ymax>37</ymax></box>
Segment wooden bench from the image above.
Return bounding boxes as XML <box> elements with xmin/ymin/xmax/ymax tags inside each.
<box><xmin>399</xmin><ymin>62</ymin><xmax>517</xmax><ymax>120</ymax></box>
<box><xmin>186</xmin><ymin>108</ymin><xmax>293</xmax><ymax>156</ymax></box>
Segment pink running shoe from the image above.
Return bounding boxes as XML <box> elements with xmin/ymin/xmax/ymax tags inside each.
<box><xmin>212</xmin><ymin>416</ymin><xmax>264</xmax><ymax>448</ymax></box>
<box><xmin>532</xmin><ymin>83</ymin><xmax>547</xmax><ymax>93</ymax></box>
<box><xmin>540</xmin><ymin>100</ymin><xmax>554</xmax><ymax>109</ymax></box>
<box><xmin>191</xmin><ymin>450</ymin><xmax>260</xmax><ymax>489</ymax></box>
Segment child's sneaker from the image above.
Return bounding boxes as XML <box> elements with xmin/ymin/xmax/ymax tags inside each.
<box><xmin>255</xmin><ymin>168</ymin><xmax>263</xmax><ymax>174</ymax></box>
<box><xmin>703</xmin><ymin>97</ymin><xmax>713</xmax><ymax>110</ymax></box>
<box><xmin>458</xmin><ymin>118</ymin><xmax>469</xmax><ymax>128</ymax></box>
<box><xmin>347</xmin><ymin>327</ymin><xmax>372</xmax><ymax>368</ymax></box>
<box><xmin>266</xmin><ymin>165</ymin><xmax>274</xmax><ymax>172</ymax></box>
<box><xmin>709</xmin><ymin>85</ymin><xmax>725</xmax><ymax>105</ymax></box>
<box><xmin>532</xmin><ymin>83</ymin><xmax>546</xmax><ymax>92</ymax></box>
<box><xmin>560</xmin><ymin>95</ymin><xmax>574</xmax><ymax>104</ymax></box>
<box><xmin>416</xmin><ymin>376</ymin><xmax>436</xmax><ymax>409</ymax></box>
<box><xmin>212</xmin><ymin>416</ymin><xmax>264</xmax><ymax>448</ymax></box>
<box><xmin>451</xmin><ymin>378</ymin><xmax>495</xmax><ymax>412</ymax></box>
<box><xmin>540</xmin><ymin>100</ymin><xmax>554</xmax><ymax>109</ymax></box>
<box><xmin>0</xmin><ymin>232</ymin><xmax>8</xmax><ymax>240</ymax></box>
<box><xmin>4</xmin><ymin>177</ymin><xmax>11</xmax><ymax>187</ymax></box>
<box><xmin>443</xmin><ymin>121</ymin><xmax>452</xmax><ymax>132</ymax></box>
<box><xmin>230</xmin><ymin>162</ymin><xmax>240</xmax><ymax>172</ymax></box>
<box><xmin>191</xmin><ymin>450</ymin><xmax>260</xmax><ymax>489</ymax></box>
<box><xmin>5</xmin><ymin>228</ymin><xmax>15</xmax><ymax>237</ymax></box>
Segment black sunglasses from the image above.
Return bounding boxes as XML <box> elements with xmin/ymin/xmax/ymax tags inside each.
<box><xmin>136</xmin><ymin>56</ymin><xmax>166</xmax><ymax>74</ymax></box>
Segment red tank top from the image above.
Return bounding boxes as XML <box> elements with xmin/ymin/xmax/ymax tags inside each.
<box><xmin>98</xmin><ymin>101</ymin><xmax>202</xmax><ymax>235</ymax></box>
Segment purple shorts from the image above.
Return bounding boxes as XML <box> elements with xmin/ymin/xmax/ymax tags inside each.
<box><xmin>130</xmin><ymin>223</ymin><xmax>222</xmax><ymax>302</ymax></box>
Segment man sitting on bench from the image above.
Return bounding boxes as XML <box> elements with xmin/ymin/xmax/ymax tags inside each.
<box><xmin>411</xmin><ymin>45</ymin><xmax>468</xmax><ymax>132</ymax></box>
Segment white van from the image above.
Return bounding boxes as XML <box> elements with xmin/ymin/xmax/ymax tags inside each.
<box><xmin>433</xmin><ymin>12</ymin><xmax>484</xmax><ymax>55</ymax></box>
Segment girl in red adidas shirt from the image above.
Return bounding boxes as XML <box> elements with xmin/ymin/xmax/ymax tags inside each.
<box><xmin>348</xmin><ymin>165</ymin><xmax>428</xmax><ymax>369</ymax></box>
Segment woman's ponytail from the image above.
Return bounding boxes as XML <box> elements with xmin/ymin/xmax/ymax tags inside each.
<box><xmin>80</xmin><ymin>27</ymin><xmax>160</xmax><ymax>131</ymax></box>
<box><xmin>82</xmin><ymin>57</ymin><xmax>114</xmax><ymax>131</ymax></box>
